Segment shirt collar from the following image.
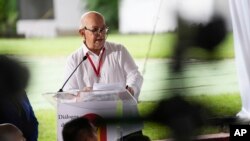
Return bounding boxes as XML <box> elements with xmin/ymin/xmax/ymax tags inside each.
<box><xmin>82</xmin><ymin>42</ymin><xmax>106</xmax><ymax>56</ymax></box>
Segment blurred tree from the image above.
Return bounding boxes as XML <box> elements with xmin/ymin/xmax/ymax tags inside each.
<box><xmin>0</xmin><ymin>0</ymin><xmax>18</xmax><ymax>37</ymax></box>
<box><xmin>86</xmin><ymin>0</ymin><xmax>118</xmax><ymax>31</ymax></box>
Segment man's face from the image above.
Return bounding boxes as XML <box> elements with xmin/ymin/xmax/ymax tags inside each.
<box><xmin>80</xmin><ymin>14</ymin><xmax>107</xmax><ymax>53</ymax></box>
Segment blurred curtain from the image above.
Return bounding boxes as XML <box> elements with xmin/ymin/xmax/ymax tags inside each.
<box><xmin>229</xmin><ymin>0</ymin><xmax>250</xmax><ymax>119</ymax></box>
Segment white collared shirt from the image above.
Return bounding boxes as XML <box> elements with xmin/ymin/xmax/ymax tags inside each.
<box><xmin>63</xmin><ymin>41</ymin><xmax>143</xmax><ymax>99</ymax></box>
<box><xmin>63</xmin><ymin>41</ymin><xmax>143</xmax><ymax>136</ymax></box>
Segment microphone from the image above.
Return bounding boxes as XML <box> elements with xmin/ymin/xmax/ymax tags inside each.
<box><xmin>58</xmin><ymin>55</ymin><xmax>88</xmax><ymax>92</ymax></box>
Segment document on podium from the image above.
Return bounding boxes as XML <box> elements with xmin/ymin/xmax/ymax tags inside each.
<box><xmin>93</xmin><ymin>82</ymin><xmax>124</xmax><ymax>91</ymax></box>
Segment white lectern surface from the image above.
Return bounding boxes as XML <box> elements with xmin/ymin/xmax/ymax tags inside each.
<box><xmin>44</xmin><ymin>89</ymin><xmax>142</xmax><ymax>141</ymax></box>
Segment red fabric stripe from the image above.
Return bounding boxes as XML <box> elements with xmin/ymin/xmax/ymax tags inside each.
<box><xmin>83</xmin><ymin>113</ymin><xmax>107</xmax><ymax>141</ymax></box>
<box><xmin>86</xmin><ymin>48</ymin><xmax>105</xmax><ymax>77</ymax></box>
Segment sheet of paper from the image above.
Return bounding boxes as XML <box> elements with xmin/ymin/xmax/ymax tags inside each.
<box><xmin>93</xmin><ymin>82</ymin><xmax>125</xmax><ymax>91</ymax></box>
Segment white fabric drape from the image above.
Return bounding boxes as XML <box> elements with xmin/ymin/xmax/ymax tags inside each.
<box><xmin>229</xmin><ymin>0</ymin><xmax>250</xmax><ymax>119</ymax></box>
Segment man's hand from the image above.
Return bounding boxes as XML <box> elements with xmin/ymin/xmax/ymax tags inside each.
<box><xmin>77</xmin><ymin>87</ymin><xmax>92</xmax><ymax>97</ymax></box>
<box><xmin>126</xmin><ymin>86</ymin><xmax>134</xmax><ymax>96</ymax></box>
<box><xmin>82</xmin><ymin>87</ymin><xmax>92</xmax><ymax>92</ymax></box>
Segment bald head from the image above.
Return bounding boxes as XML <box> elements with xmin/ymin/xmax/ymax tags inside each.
<box><xmin>79</xmin><ymin>11</ymin><xmax>105</xmax><ymax>30</ymax></box>
<box><xmin>0</xmin><ymin>123</ymin><xmax>25</xmax><ymax>141</ymax></box>
<box><xmin>0</xmin><ymin>123</ymin><xmax>21</xmax><ymax>133</ymax></box>
<box><xmin>78</xmin><ymin>11</ymin><xmax>107</xmax><ymax>55</ymax></box>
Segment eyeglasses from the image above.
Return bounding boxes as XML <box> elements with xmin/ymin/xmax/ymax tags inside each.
<box><xmin>83</xmin><ymin>26</ymin><xmax>109</xmax><ymax>35</ymax></box>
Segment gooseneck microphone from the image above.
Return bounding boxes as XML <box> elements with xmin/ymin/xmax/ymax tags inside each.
<box><xmin>58</xmin><ymin>56</ymin><xmax>87</xmax><ymax>92</ymax></box>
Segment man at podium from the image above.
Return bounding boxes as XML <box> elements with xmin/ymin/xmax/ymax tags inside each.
<box><xmin>63</xmin><ymin>11</ymin><xmax>143</xmax><ymax>139</ymax></box>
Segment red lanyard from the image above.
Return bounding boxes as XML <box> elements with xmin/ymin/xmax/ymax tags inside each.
<box><xmin>86</xmin><ymin>48</ymin><xmax>105</xmax><ymax>77</ymax></box>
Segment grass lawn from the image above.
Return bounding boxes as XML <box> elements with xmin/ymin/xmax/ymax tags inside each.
<box><xmin>36</xmin><ymin>94</ymin><xmax>241</xmax><ymax>141</ymax></box>
<box><xmin>0</xmin><ymin>33</ymin><xmax>234</xmax><ymax>59</ymax></box>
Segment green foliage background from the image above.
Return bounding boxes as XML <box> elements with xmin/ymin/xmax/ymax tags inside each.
<box><xmin>0</xmin><ymin>0</ymin><xmax>18</xmax><ymax>36</ymax></box>
<box><xmin>86</xmin><ymin>0</ymin><xmax>119</xmax><ymax>30</ymax></box>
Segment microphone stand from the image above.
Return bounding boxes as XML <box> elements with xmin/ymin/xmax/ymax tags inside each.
<box><xmin>58</xmin><ymin>56</ymin><xmax>87</xmax><ymax>92</ymax></box>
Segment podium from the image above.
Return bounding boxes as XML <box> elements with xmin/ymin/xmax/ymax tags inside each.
<box><xmin>44</xmin><ymin>89</ymin><xmax>142</xmax><ymax>141</ymax></box>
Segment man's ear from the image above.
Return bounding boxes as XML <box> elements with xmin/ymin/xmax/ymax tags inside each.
<box><xmin>79</xmin><ymin>29</ymin><xmax>85</xmax><ymax>37</ymax></box>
